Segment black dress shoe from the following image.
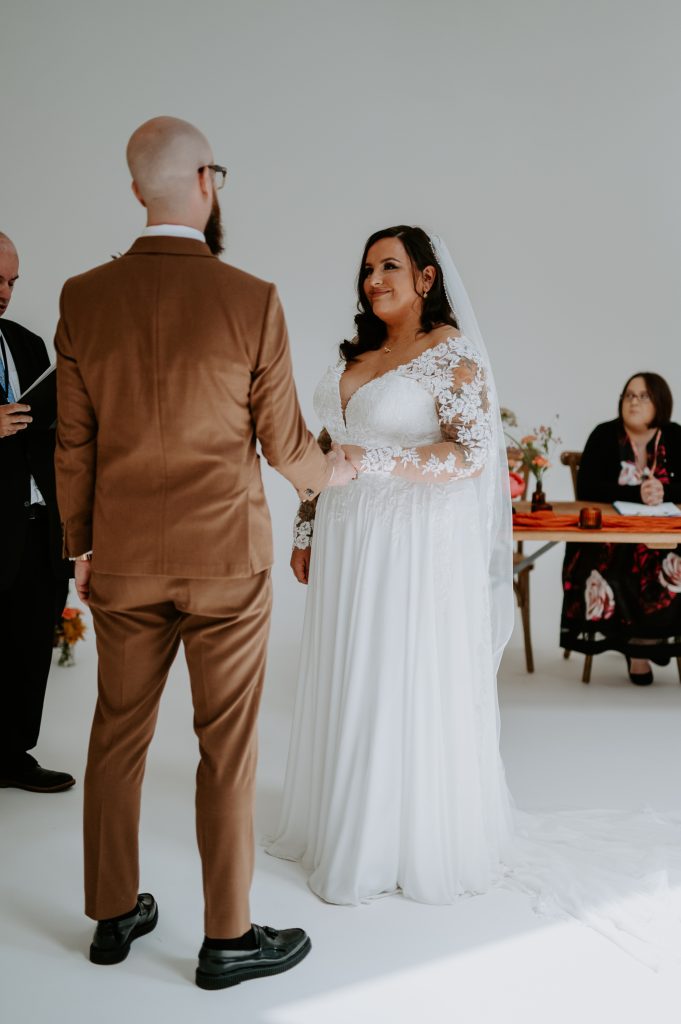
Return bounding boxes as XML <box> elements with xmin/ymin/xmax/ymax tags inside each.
<box><xmin>626</xmin><ymin>656</ymin><xmax>654</xmax><ymax>686</ymax></box>
<box><xmin>90</xmin><ymin>893</ymin><xmax>158</xmax><ymax>965</ymax></box>
<box><xmin>196</xmin><ymin>924</ymin><xmax>311</xmax><ymax>990</ymax></box>
<box><xmin>0</xmin><ymin>755</ymin><xmax>75</xmax><ymax>792</ymax></box>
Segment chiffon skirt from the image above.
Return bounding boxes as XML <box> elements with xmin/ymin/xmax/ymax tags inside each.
<box><xmin>267</xmin><ymin>474</ymin><xmax>514</xmax><ymax>904</ymax></box>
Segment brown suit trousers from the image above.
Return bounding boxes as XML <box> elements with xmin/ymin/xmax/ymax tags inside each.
<box><xmin>85</xmin><ymin>570</ymin><xmax>271</xmax><ymax>936</ymax></box>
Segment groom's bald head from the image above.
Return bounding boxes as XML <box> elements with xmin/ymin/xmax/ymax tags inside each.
<box><xmin>126</xmin><ymin>116</ymin><xmax>213</xmax><ymax>207</ymax></box>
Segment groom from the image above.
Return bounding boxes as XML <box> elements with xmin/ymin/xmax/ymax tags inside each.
<box><xmin>55</xmin><ymin>115</ymin><xmax>354</xmax><ymax>989</ymax></box>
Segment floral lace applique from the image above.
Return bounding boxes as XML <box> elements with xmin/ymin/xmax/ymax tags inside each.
<box><xmin>360</xmin><ymin>447</ymin><xmax>402</xmax><ymax>474</ymax></box>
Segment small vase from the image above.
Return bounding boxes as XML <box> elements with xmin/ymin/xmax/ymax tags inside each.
<box><xmin>58</xmin><ymin>643</ymin><xmax>75</xmax><ymax>667</ymax></box>
<box><xmin>530</xmin><ymin>475</ymin><xmax>553</xmax><ymax>512</ymax></box>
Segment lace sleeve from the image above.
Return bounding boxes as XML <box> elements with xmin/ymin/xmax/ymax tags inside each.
<box><xmin>293</xmin><ymin>428</ymin><xmax>333</xmax><ymax>547</ymax></box>
<box><xmin>358</xmin><ymin>339</ymin><xmax>493</xmax><ymax>482</ymax></box>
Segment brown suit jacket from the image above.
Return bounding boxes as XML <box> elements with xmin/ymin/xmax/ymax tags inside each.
<box><xmin>55</xmin><ymin>236</ymin><xmax>329</xmax><ymax>577</ymax></box>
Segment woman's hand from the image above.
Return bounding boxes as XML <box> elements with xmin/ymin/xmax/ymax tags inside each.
<box><xmin>641</xmin><ymin>477</ymin><xmax>664</xmax><ymax>506</ymax></box>
<box><xmin>291</xmin><ymin>546</ymin><xmax>311</xmax><ymax>584</ymax></box>
<box><xmin>338</xmin><ymin>443</ymin><xmax>365</xmax><ymax>473</ymax></box>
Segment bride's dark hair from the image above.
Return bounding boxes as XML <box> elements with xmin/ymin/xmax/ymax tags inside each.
<box><xmin>340</xmin><ymin>225</ymin><xmax>458</xmax><ymax>364</ymax></box>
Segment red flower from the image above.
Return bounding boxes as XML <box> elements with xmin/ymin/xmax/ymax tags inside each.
<box><xmin>509</xmin><ymin>471</ymin><xmax>525</xmax><ymax>499</ymax></box>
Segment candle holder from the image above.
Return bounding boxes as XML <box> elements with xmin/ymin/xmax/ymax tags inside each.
<box><xmin>578</xmin><ymin>507</ymin><xmax>602</xmax><ymax>530</ymax></box>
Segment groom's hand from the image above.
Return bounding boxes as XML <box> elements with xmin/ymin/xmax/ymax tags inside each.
<box><xmin>74</xmin><ymin>560</ymin><xmax>92</xmax><ymax>604</ymax></box>
<box><xmin>291</xmin><ymin>547</ymin><xmax>311</xmax><ymax>585</ymax></box>
<box><xmin>326</xmin><ymin>444</ymin><xmax>357</xmax><ymax>486</ymax></box>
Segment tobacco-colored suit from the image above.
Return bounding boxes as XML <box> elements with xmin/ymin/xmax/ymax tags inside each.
<box><xmin>55</xmin><ymin>235</ymin><xmax>329</xmax><ymax>935</ymax></box>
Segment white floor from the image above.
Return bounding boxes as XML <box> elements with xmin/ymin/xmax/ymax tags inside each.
<box><xmin>3</xmin><ymin>604</ymin><xmax>681</xmax><ymax>1024</ymax></box>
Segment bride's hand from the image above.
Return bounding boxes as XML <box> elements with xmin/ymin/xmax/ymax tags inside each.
<box><xmin>338</xmin><ymin>443</ymin><xmax>364</xmax><ymax>473</ymax></box>
<box><xmin>291</xmin><ymin>546</ymin><xmax>311</xmax><ymax>584</ymax></box>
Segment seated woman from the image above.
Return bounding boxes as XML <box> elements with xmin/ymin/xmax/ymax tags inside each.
<box><xmin>561</xmin><ymin>372</ymin><xmax>681</xmax><ymax>684</ymax></box>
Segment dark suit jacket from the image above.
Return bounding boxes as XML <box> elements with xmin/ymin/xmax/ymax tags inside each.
<box><xmin>55</xmin><ymin>236</ymin><xmax>330</xmax><ymax>577</ymax></box>
<box><xmin>0</xmin><ymin>319</ymin><xmax>72</xmax><ymax>589</ymax></box>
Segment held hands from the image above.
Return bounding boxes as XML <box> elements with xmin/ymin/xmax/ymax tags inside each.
<box><xmin>325</xmin><ymin>444</ymin><xmax>358</xmax><ymax>486</ymax></box>
<box><xmin>292</xmin><ymin>445</ymin><xmax>363</xmax><ymax>584</ymax></box>
<box><xmin>641</xmin><ymin>476</ymin><xmax>664</xmax><ymax>506</ymax></box>
<box><xmin>0</xmin><ymin>402</ymin><xmax>31</xmax><ymax>438</ymax></box>
<box><xmin>338</xmin><ymin>444</ymin><xmax>365</xmax><ymax>474</ymax></box>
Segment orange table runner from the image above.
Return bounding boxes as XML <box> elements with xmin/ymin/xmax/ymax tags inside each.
<box><xmin>513</xmin><ymin>512</ymin><xmax>681</xmax><ymax>533</ymax></box>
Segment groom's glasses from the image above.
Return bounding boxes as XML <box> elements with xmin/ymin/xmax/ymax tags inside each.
<box><xmin>199</xmin><ymin>164</ymin><xmax>228</xmax><ymax>190</ymax></box>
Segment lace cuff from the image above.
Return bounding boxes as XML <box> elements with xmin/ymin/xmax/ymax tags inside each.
<box><xmin>293</xmin><ymin>515</ymin><xmax>313</xmax><ymax>550</ymax></box>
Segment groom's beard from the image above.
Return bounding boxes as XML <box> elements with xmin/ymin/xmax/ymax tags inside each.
<box><xmin>204</xmin><ymin>194</ymin><xmax>225</xmax><ymax>256</ymax></box>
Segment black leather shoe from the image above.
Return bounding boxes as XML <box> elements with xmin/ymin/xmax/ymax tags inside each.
<box><xmin>626</xmin><ymin>656</ymin><xmax>654</xmax><ymax>686</ymax></box>
<box><xmin>0</xmin><ymin>755</ymin><xmax>75</xmax><ymax>792</ymax></box>
<box><xmin>196</xmin><ymin>924</ymin><xmax>311</xmax><ymax>990</ymax></box>
<box><xmin>90</xmin><ymin>893</ymin><xmax>158</xmax><ymax>965</ymax></box>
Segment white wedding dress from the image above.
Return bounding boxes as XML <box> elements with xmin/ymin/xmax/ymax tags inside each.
<box><xmin>267</xmin><ymin>335</ymin><xmax>681</xmax><ymax>968</ymax></box>
<box><xmin>267</xmin><ymin>336</ymin><xmax>514</xmax><ymax>904</ymax></box>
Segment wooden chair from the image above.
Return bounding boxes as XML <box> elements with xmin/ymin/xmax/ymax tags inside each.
<box><xmin>512</xmin><ymin>461</ymin><xmax>534</xmax><ymax>672</ymax></box>
<box><xmin>559</xmin><ymin>451</ymin><xmax>592</xmax><ymax>681</ymax></box>
<box><xmin>559</xmin><ymin>450</ymin><xmax>681</xmax><ymax>684</ymax></box>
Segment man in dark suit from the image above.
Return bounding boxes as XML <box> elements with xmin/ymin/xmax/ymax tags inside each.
<box><xmin>0</xmin><ymin>232</ymin><xmax>74</xmax><ymax>793</ymax></box>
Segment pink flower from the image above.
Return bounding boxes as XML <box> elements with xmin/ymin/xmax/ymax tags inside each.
<box><xmin>532</xmin><ymin>455</ymin><xmax>550</xmax><ymax>468</ymax></box>
<box><xmin>659</xmin><ymin>553</ymin><xmax>681</xmax><ymax>593</ymax></box>
<box><xmin>585</xmin><ymin>570</ymin><xmax>616</xmax><ymax>621</ymax></box>
<box><xmin>521</xmin><ymin>435</ymin><xmax>537</xmax><ymax>445</ymax></box>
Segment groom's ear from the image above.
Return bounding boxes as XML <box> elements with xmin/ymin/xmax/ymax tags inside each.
<box><xmin>131</xmin><ymin>180</ymin><xmax>147</xmax><ymax>208</ymax></box>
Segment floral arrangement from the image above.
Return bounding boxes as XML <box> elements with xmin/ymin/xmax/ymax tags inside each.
<box><xmin>55</xmin><ymin>607</ymin><xmax>87</xmax><ymax>667</ymax></box>
<box><xmin>501</xmin><ymin>408</ymin><xmax>561</xmax><ymax>486</ymax></box>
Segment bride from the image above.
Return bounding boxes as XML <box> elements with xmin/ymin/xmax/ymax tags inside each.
<box><xmin>267</xmin><ymin>225</ymin><xmax>681</xmax><ymax>965</ymax></box>
<box><xmin>266</xmin><ymin>225</ymin><xmax>515</xmax><ymax>905</ymax></box>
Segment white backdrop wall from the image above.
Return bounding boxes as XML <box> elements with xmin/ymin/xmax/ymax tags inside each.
<box><xmin>3</xmin><ymin>0</ymin><xmax>680</xmax><ymax>665</ymax></box>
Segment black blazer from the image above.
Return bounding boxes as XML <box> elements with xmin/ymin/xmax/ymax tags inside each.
<box><xmin>0</xmin><ymin>318</ymin><xmax>72</xmax><ymax>589</ymax></box>
<box><xmin>577</xmin><ymin>418</ymin><xmax>681</xmax><ymax>504</ymax></box>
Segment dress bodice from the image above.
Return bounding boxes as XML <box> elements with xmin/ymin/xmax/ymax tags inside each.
<box><xmin>313</xmin><ymin>361</ymin><xmax>442</xmax><ymax>449</ymax></box>
<box><xmin>313</xmin><ymin>335</ymin><xmax>490</xmax><ymax>451</ymax></box>
<box><xmin>293</xmin><ymin>336</ymin><xmax>493</xmax><ymax>549</ymax></box>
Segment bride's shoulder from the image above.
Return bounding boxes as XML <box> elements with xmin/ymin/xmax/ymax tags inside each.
<box><xmin>427</xmin><ymin>324</ymin><xmax>462</xmax><ymax>345</ymax></box>
<box><xmin>422</xmin><ymin>325</ymin><xmax>473</xmax><ymax>361</ymax></box>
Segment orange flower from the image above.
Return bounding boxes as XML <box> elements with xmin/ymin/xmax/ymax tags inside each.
<box><xmin>63</xmin><ymin>619</ymin><xmax>87</xmax><ymax>644</ymax></box>
<box><xmin>62</xmin><ymin>607</ymin><xmax>79</xmax><ymax>620</ymax></box>
<box><xmin>532</xmin><ymin>455</ymin><xmax>550</xmax><ymax>468</ymax></box>
<box><xmin>521</xmin><ymin>435</ymin><xmax>537</xmax><ymax>445</ymax></box>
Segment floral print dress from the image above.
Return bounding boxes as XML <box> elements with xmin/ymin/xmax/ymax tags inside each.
<box><xmin>560</xmin><ymin>419</ymin><xmax>681</xmax><ymax>663</ymax></box>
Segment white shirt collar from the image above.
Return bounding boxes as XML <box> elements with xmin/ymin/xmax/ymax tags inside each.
<box><xmin>142</xmin><ymin>224</ymin><xmax>206</xmax><ymax>242</ymax></box>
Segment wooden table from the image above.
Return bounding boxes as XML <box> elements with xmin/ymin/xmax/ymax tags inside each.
<box><xmin>511</xmin><ymin>501</ymin><xmax>681</xmax><ymax>676</ymax></box>
<box><xmin>513</xmin><ymin>501</ymin><xmax>680</xmax><ymax>574</ymax></box>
